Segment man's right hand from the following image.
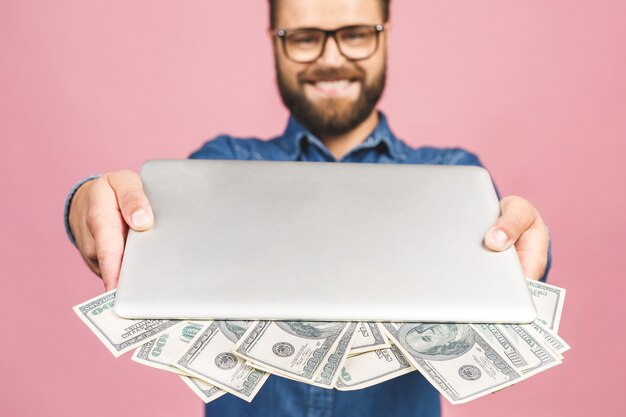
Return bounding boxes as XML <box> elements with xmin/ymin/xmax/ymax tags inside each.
<box><xmin>69</xmin><ymin>170</ymin><xmax>153</xmax><ymax>291</ymax></box>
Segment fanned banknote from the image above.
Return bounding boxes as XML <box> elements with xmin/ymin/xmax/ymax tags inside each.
<box><xmin>132</xmin><ymin>321</ymin><xmax>206</xmax><ymax>375</ymax></box>
<box><xmin>174</xmin><ymin>321</ymin><xmax>268</xmax><ymax>402</ymax></box>
<box><xmin>179</xmin><ymin>375</ymin><xmax>226</xmax><ymax>404</ymax></box>
<box><xmin>72</xmin><ymin>290</ymin><xmax>179</xmax><ymax>357</ymax></box>
<box><xmin>349</xmin><ymin>322</ymin><xmax>390</xmax><ymax>355</ymax></box>
<box><xmin>527</xmin><ymin>279</ymin><xmax>566</xmax><ymax>332</ymax></box>
<box><xmin>74</xmin><ymin>280</ymin><xmax>570</xmax><ymax>406</ymax></box>
<box><xmin>234</xmin><ymin>321</ymin><xmax>352</xmax><ymax>384</ymax></box>
<box><xmin>312</xmin><ymin>322</ymin><xmax>358</xmax><ymax>388</ymax></box>
<box><xmin>472</xmin><ymin>323</ymin><xmax>561</xmax><ymax>377</ymax></box>
<box><xmin>524</xmin><ymin>321</ymin><xmax>570</xmax><ymax>356</ymax></box>
<box><xmin>495</xmin><ymin>324</ymin><xmax>562</xmax><ymax>377</ymax></box>
<box><xmin>336</xmin><ymin>344</ymin><xmax>414</xmax><ymax>391</ymax></box>
<box><xmin>382</xmin><ymin>322</ymin><xmax>522</xmax><ymax>404</ymax></box>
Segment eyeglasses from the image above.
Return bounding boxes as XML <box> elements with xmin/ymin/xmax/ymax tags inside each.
<box><xmin>275</xmin><ymin>24</ymin><xmax>385</xmax><ymax>63</ymax></box>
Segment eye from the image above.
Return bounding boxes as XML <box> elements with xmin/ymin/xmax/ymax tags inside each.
<box><xmin>287</xmin><ymin>32</ymin><xmax>322</xmax><ymax>47</ymax></box>
<box><xmin>340</xmin><ymin>28</ymin><xmax>373</xmax><ymax>44</ymax></box>
<box><xmin>346</xmin><ymin>31</ymin><xmax>367</xmax><ymax>40</ymax></box>
<box><xmin>422</xmin><ymin>336</ymin><xmax>432</xmax><ymax>342</ymax></box>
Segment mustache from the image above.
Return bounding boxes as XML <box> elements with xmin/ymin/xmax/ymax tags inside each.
<box><xmin>298</xmin><ymin>65</ymin><xmax>365</xmax><ymax>83</ymax></box>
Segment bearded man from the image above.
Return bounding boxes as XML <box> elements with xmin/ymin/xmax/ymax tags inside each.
<box><xmin>65</xmin><ymin>1</ymin><xmax>551</xmax><ymax>416</ymax></box>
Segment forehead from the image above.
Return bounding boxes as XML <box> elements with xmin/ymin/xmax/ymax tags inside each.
<box><xmin>275</xmin><ymin>0</ymin><xmax>383</xmax><ymax>29</ymax></box>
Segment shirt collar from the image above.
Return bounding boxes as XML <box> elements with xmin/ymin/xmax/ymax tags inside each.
<box><xmin>276</xmin><ymin>111</ymin><xmax>406</xmax><ymax>161</ymax></box>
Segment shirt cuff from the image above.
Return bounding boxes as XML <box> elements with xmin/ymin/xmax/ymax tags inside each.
<box><xmin>64</xmin><ymin>175</ymin><xmax>101</xmax><ymax>247</ymax></box>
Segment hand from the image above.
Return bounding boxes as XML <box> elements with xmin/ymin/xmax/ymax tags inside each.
<box><xmin>483</xmin><ymin>195</ymin><xmax>549</xmax><ymax>281</ymax></box>
<box><xmin>69</xmin><ymin>170</ymin><xmax>154</xmax><ymax>290</ymax></box>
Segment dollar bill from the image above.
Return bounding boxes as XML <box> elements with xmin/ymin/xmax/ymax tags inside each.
<box><xmin>74</xmin><ymin>284</ymin><xmax>570</xmax><ymax>405</ymax></box>
<box><xmin>496</xmin><ymin>324</ymin><xmax>562</xmax><ymax>376</ymax></box>
<box><xmin>174</xmin><ymin>321</ymin><xmax>268</xmax><ymax>402</ymax></box>
<box><xmin>349</xmin><ymin>322</ymin><xmax>390</xmax><ymax>355</ymax></box>
<box><xmin>472</xmin><ymin>323</ymin><xmax>561</xmax><ymax>376</ymax></box>
<box><xmin>312</xmin><ymin>322</ymin><xmax>358</xmax><ymax>388</ymax></box>
<box><xmin>234</xmin><ymin>321</ymin><xmax>351</xmax><ymax>384</ymax></box>
<box><xmin>382</xmin><ymin>322</ymin><xmax>522</xmax><ymax>404</ymax></box>
<box><xmin>132</xmin><ymin>321</ymin><xmax>206</xmax><ymax>375</ymax></box>
<box><xmin>527</xmin><ymin>279</ymin><xmax>566</xmax><ymax>332</ymax></box>
<box><xmin>472</xmin><ymin>323</ymin><xmax>535</xmax><ymax>372</ymax></box>
<box><xmin>523</xmin><ymin>321</ymin><xmax>570</xmax><ymax>357</ymax></box>
<box><xmin>336</xmin><ymin>344</ymin><xmax>414</xmax><ymax>391</ymax></box>
<box><xmin>180</xmin><ymin>375</ymin><xmax>226</xmax><ymax>404</ymax></box>
<box><xmin>73</xmin><ymin>290</ymin><xmax>180</xmax><ymax>357</ymax></box>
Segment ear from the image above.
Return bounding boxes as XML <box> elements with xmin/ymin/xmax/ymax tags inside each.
<box><xmin>267</xmin><ymin>28</ymin><xmax>279</xmax><ymax>52</ymax></box>
<box><xmin>266</xmin><ymin>27</ymin><xmax>275</xmax><ymax>40</ymax></box>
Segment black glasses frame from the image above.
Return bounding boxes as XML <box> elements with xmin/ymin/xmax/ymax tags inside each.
<box><xmin>275</xmin><ymin>24</ymin><xmax>385</xmax><ymax>63</ymax></box>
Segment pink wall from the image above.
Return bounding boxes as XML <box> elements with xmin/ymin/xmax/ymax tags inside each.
<box><xmin>2</xmin><ymin>1</ymin><xmax>624</xmax><ymax>416</ymax></box>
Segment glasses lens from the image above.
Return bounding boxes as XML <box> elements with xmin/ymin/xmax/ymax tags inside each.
<box><xmin>284</xmin><ymin>29</ymin><xmax>325</xmax><ymax>62</ymax></box>
<box><xmin>337</xmin><ymin>26</ymin><xmax>378</xmax><ymax>59</ymax></box>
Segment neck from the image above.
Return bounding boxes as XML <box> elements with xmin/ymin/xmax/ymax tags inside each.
<box><xmin>319</xmin><ymin>110</ymin><xmax>379</xmax><ymax>160</ymax></box>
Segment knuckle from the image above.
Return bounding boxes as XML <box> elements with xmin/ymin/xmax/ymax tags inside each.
<box><xmin>85</xmin><ymin>210</ymin><xmax>102</xmax><ymax>232</ymax></box>
<box><xmin>86</xmin><ymin>177</ymin><xmax>108</xmax><ymax>199</ymax></box>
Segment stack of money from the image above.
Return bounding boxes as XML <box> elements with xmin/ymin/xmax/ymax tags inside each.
<box><xmin>73</xmin><ymin>280</ymin><xmax>568</xmax><ymax>404</ymax></box>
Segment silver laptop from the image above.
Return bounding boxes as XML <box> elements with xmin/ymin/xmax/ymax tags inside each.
<box><xmin>114</xmin><ymin>159</ymin><xmax>536</xmax><ymax>323</ymax></box>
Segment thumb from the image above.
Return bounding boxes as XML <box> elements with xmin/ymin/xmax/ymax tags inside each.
<box><xmin>105</xmin><ymin>170</ymin><xmax>154</xmax><ymax>231</ymax></box>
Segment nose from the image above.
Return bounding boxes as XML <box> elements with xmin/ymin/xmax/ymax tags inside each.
<box><xmin>317</xmin><ymin>34</ymin><xmax>347</xmax><ymax>66</ymax></box>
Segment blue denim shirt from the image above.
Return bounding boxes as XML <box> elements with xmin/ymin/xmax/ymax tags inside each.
<box><xmin>65</xmin><ymin>112</ymin><xmax>551</xmax><ymax>417</ymax></box>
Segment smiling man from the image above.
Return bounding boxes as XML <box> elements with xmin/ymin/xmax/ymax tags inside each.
<box><xmin>65</xmin><ymin>0</ymin><xmax>551</xmax><ymax>416</ymax></box>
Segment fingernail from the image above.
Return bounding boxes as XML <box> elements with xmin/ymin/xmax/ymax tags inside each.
<box><xmin>131</xmin><ymin>209</ymin><xmax>150</xmax><ymax>227</ymax></box>
<box><xmin>489</xmin><ymin>228</ymin><xmax>509</xmax><ymax>250</ymax></box>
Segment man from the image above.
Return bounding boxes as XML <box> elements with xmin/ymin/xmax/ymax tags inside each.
<box><xmin>65</xmin><ymin>0</ymin><xmax>550</xmax><ymax>415</ymax></box>
<box><xmin>401</xmin><ymin>323</ymin><xmax>475</xmax><ymax>360</ymax></box>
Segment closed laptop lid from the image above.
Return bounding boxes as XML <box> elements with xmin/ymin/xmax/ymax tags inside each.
<box><xmin>114</xmin><ymin>159</ymin><xmax>536</xmax><ymax>323</ymax></box>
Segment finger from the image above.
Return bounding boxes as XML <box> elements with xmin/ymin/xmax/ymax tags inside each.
<box><xmin>484</xmin><ymin>196</ymin><xmax>537</xmax><ymax>252</ymax></box>
<box><xmin>515</xmin><ymin>219</ymin><xmax>549</xmax><ymax>281</ymax></box>
<box><xmin>90</xmin><ymin>210</ymin><xmax>127</xmax><ymax>291</ymax></box>
<box><xmin>105</xmin><ymin>170</ymin><xmax>153</xmax><ymax>231</ymax></box>
<box><xmin>78</xmin><ymin>237</ymin><xmax>102</xmax><ymax>278</ymax></box>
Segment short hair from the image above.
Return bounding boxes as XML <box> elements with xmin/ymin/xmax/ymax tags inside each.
<box><xmin>268</xmin><ymin>0</ymin><xmax>391</xmax><ymax>29</ymax></box>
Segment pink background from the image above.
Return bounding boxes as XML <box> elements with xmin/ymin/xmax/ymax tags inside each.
<box><xmin>2</xmin><ymin>1</ymin><xmax>625</xmax><ymax>416</ymax></box>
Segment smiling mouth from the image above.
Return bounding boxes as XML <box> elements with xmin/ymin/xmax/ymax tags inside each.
<box><xmin>307</xmin><ymin>79</ymin><xmax>358</xmax><ymax>96</ymax></box>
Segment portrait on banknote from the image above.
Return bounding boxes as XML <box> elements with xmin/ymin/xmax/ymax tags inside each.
<box><xmin>399</xmin><ymin>323</ymin><xmax>475</xmax><ymax>360</ymax></box>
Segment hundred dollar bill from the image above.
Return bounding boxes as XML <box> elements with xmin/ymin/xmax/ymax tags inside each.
<box><xmin>495</xmin><ymin>324</ymin><xmax>562</xmax><ymax>377</ymax></box>
<box><xmin>132</xmin><ymin>321</ymin><xmax>206</xmax><ymax>374</ymax></box>
<box><xmin>471</xmin><ymin>324</ymin><xmax>535</xmax><ymax>372</ymax></box>
<box><xmin>312</xmin><ymin>322</ymin><xmax>358</xmax><ymax>388</ymax></box>
<box><xmin>336</xmin><ymin>344</ymin><xmax>414</xmax><ymax>391</ymax></box>
<box><xmin>527</xmin><ymin>279</ymin><xmax>566</xmax><ymax>332</ymax></box>
<box><xmin>349</xmin><ymin>322</ymin><xmax>390</xmax><ymax>355</ymax></box>
<box><xmin>382</xmin><ymin>322</ymin><xmax>522</xmax><ymax>404</ymax></box>
<box><xmin>261</xmin><ymin>323</ymin><xmax>358</xmax><ymax>388</ymax></box>
<box><xmin>175</xmin><ymin>321</ymin><xmax>268</xmax><ymax>402</ymax></box>
<box><xmin>180</xmin><ymin>375</ymin><xmax>226</xmax><ymax>404</ymax></box>
<box><xmin>234</xmin><ymin>321</ymin><xmax>351</xmax><ymax>384</ymax></box>
<box><xmin>73</xmin><ymin>290</ymin><xmax>180</xmax><ymax>357</ymax></box>
<box><xmin>523</xmin><ymin>321</ymin><xmax>570</xmax><ymax>357</ymax></box>
<box><xmin>472</xmin><ymin>323</ymin><xmax>561</xmax><ymax>376</ymax></box>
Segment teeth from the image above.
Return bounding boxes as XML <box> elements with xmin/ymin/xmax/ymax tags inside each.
<box><xmin>315</xmin><ymin>80</ymin><xmax>350</xmax><ymax>89</ymax></box>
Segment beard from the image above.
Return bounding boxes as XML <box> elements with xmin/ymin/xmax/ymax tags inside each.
<box><xmin>276</xmin><ymin>60</ymin><xmax>386</xmax><ymax>137</ymax></box>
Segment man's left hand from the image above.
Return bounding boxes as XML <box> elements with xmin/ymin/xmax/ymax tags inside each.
<box><xmin>484</xmin><ymin>196</ymin><xmax>550</xmax><ymax>281</ymax></box>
